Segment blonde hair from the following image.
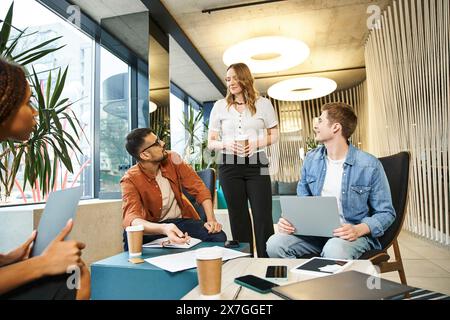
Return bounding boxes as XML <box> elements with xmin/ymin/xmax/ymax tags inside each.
<box><xmin>225</xmin><ymin>63</ymin><xmax>259</xmax><ymax>115</ymax></box>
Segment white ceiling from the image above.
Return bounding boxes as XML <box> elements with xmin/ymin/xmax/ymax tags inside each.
<box><xmin>161</xmin><ymin>0</ymin><xmax>392</xmax><ymax>99</ymax></box>
<box><xmin>170</xmin><ymin>36</ymin><xmax>223</xmax><ymax>102</ymax></box>
<box><xmin>70</xmin><ymin>0</ymin><xmax>392</xmax><ymax>103</ymax></box>
<box><xmin>70</xmin><ymin>0</ymin><xmax>147</xmax><ymax>22</ymax></box>
<box><xmin>70</xmin><ymin>0</ymin><xmax>220</xmax><ymax>103</ymax></box>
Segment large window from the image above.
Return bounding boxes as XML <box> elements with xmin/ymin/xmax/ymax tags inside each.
<box><xmin>99</xmin><ymin>47</ymin><xmax>130</xmax><ymax>194</ymax></box>
<box><xmin>1</xmin><ymin>0</ymin><xmax>149</xmax><ymax>205</ymax></box>
<box><xmin>169</xmin><ymin>85</ymin><xmax>207</xmax><ymax>170</ymax></box>
<box><xmin>170</xmin><ymin>92</ymin><xmax>186</xmax><ymax>156</ymax></box>
<box><xmin>0</xmin><ymin>0</ymin><xmax>94</xmax><ymax>205</ymax></box>
<box><xmin>189</xmin><ymin>97</ymin><xmax>205</xmax><ymax>163</ymax></box>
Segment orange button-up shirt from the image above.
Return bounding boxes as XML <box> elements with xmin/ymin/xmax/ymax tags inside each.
<box><xmin>120</xmin><ymin>152</ymin><xmax>212</xmax><ymax>227</ymax></box>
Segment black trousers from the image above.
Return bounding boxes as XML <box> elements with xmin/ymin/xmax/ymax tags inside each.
<box><xmin>1</xmin><ymin>273</ymin><xmax>76</xmax><ymax>300</ymax></box>
<box><xmin>219</xmin><ymin>152</ymin><xmax>274</xmax><ymax>257</ymax></box>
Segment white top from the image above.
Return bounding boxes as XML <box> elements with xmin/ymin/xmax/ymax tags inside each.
<box><xmin>126</xmin><ymin>225</ymin><xmax>144</xmax><ymax>232</ymax></box>
<box><xmin>156</xmin><ymin>169</ymin><xmax>182</xmax><ymax>221</ymax></box>
<box><xmin>209</xmin><ymin>97</ymin><xmax>278</xmax><ymax>154</ymax></box>
<box><xmin>321</xmin><ymin>157</ymin><xmax>346</xmax><ymax>224</ymax></box>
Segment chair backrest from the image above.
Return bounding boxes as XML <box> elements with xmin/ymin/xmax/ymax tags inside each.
<box><xmin>183</xmin><ymin>168</ymin><xmax>216</xmax><ymax>221</ymax></box>
<box><xmin>377</xmin><ymin>151</ymin><xmax>410</xmax><ymax>249</ymax></box>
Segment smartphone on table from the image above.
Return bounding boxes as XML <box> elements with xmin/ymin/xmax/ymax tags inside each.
<box><xmin>265</xmin><ymin>265</ymin><xmax>288</xmax><ymax>280</ymax></box>
<box><xmin>234</xmin><ymin>275</ymin><xmax>279</xmax><ymax>294</ymax></box>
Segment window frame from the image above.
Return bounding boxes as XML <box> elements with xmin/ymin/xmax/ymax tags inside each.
<box><xmin>0</xmin><ymin>0</ymin><xmax>149</xmax><ymax>206</ymax></box>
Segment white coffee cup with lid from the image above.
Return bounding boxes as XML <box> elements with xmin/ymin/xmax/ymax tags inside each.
<box><xmin>126</xmin><ymin>225</ymin><xmax>144</xmax><ymax>257</ymax></box>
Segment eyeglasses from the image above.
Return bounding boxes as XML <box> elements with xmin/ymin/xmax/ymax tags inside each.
<box><xmin>140</xmin><ymin>137</ymin><xmax>162</xmax><ymax>153</ymax></box>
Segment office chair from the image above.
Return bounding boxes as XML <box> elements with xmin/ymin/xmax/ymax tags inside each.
<box><xmin>183</xmin><ymin>168</ymin><xmax>216</xmax><ymax>221</ymax></box>
<box><xmin>358</xmin><ymin>151</ymin><xmax>410</xmax><ymax>285</ymax></box>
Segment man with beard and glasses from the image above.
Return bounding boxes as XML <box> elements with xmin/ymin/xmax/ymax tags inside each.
<box><xmin>121</xmin><ymin>128</ymin><xmax>226</xmax><ymax>250</ymax></box>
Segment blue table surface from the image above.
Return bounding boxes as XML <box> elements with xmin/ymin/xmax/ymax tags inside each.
<box><xmin>92</xmin><ymin>242</ymin><xmax>250</xmax><ymax>271</ymax></box>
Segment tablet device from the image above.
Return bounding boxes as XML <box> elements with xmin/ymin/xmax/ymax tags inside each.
<box><xmin>30</xmin><ymin>187</ymin><xmax>83</xmax><ymax>257</ymax></box>
<box><xmin>280</xmin><ymin>196</ymin><xmax>341</xmax><ymax>237</ymax></box>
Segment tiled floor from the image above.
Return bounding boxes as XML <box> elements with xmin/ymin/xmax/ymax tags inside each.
<box><xmin>381</xmin><ymin>230</ymin><xmax>450</xmax><ymax>295</ymax></box>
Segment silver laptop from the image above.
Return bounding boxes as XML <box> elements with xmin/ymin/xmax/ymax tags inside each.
<box><xmin>272</xmin><ymin>270</ymin><xmax>415</xmax><ymax>300</ymax></box>
<box><xmin>30</xmin><ymin>187</ymin><xmax>83</xmax><ymax>257</ymax></box>
<box><xmin>280</xmin><ymin>196</ymin><xmax>341</xmax><ymax>237</ymax></box>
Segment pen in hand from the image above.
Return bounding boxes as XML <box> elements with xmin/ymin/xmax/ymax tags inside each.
<box><xmin>179</xmin><ymin>232</ymin><xmax>190</xmax><ymax>245</ymax></box>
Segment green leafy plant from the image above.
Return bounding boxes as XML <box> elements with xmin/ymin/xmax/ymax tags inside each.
<box><xmin>0</xmin><ymin>2</ymin><xmax>85</xmax><ymax>202</ymax></box>
<box><xmin>151</xmin><ymin>118</ymin><xmax>170</xmax><ymax>148</ymax></box>
<box><xmin>199</xmin><ymin>118</ymin><xmax>216</xmax><ymax>170</ymax></box>
<box><xmin>181</xmin><ymin>104</ymin><xmax>203</xmax><ymax>165</ymax></box>
<box><xmin>305</xmin><ymin>135</ymin><xmax>319</xmax><ymax>152</ymax></box>
<box><xmin>180</xmin><ymin>104</ymin><xmax>215</xmax><ymax>170</ymax></box>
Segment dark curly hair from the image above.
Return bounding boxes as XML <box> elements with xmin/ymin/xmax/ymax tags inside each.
<box><xmin>0</xmin><ymin>58</ymin><xmax>27</xmax><ymax>124</ymax></box>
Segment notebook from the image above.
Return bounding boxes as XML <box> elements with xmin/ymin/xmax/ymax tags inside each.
<box><xmin>272</xmin><ymin>270</ymin><xmax>415</xmax><ymax>300</ymax></box>
<box><xmin>143</xmin><ymin>236</ymin><xmax>202</xmax><ymax>249</ymax></box>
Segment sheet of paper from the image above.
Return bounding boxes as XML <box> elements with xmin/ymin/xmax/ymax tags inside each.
<box><xmin>144</xmin><ymin>246</ymin><xmax>251</xmax><ymax>272</ymax></box>
<box><xmin>143</xmin><ymin>237</ymin><xmax>201</xmax><ymax>249</ymax></box>
<box><xmin>318</xmin><ymin>264</ymin><xmax>342</xmax><ymax>273</ymax></box>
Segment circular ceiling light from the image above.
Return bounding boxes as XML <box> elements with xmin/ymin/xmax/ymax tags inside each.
<box><xmin>223</xmin><ymin>36</ymin><xmax>310</xmax><ymax>74</ymax></box>
<box><xmin>268</xmin><ymin>77</ymin><xmax>337</xmax><ymax>101</ymax></box>
<box><xmin>149</xmin><ymin>101</ymin><xmax>157</xmax><ymax>113</ymax></box>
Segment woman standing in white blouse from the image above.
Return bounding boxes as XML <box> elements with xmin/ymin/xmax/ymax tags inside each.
<box><xmin>208</xmin><ymin>63</ymin><xmax>279</xmax><ymax>257</ymax></box>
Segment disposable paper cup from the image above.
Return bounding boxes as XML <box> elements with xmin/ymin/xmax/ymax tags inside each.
<box><xmin>126</xmin><ymin>225</ymin><xmax>144</xmax><ymax>257</ymax></box>
<box><xmin>195</xmin><ymin>247</ymin><xmax>223</xmax><ymax>299</ymax></box>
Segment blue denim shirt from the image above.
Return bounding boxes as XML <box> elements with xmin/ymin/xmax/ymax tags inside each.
<box><xmin>297</xmin><ymin>144</ymin><xmax>395</xmax><ymax>249</ymax></box>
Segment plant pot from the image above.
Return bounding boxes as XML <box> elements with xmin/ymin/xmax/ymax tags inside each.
<box><xmin>0</xmin><ymin>193</ymin><xmax>11</xmax><ymax>205</ymax></box>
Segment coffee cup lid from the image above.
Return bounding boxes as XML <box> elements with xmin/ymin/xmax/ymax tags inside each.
<box><xmin>126</xmin><ymin>225</ymin><xmax>144</xmax><ymax>232</ymax></box>
<box><xmin>235</xmin><ymin>134</ymin><xmax>248</xmax><ymax>141</ymax></box>
<box><xmin>195</xmin><ymin>247</ymin><xmax>223</xmax><ymax>260</ymax></box>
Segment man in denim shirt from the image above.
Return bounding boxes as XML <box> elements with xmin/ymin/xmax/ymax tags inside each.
<box><xmin>266</xmin><ymin>102</ymin><xmax>395</xmax><ymax>259</ymax></box>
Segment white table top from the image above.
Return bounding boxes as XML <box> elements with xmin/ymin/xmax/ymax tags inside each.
<box><xmin>182</xmin><ymin>257</ymin><xmax>378</xmax><ymax>300</ymax></box>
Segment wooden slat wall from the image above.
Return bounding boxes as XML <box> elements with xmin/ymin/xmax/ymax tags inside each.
<box><xmin>365</xmin><ymin>0</ymin><xmax>449</xmax><ymax>244</ymax></box>
<box><xmin>266</xmin><ymin>81</ymin><xmax>368</xmax><ymax>182</ymax></box>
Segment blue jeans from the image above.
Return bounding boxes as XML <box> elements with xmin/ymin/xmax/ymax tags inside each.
<box><xmin>123</xmin><ymin>218</ymin><xmax>227</xmax><ymax>251</ymax></box>
<box><xmin>266</xmin><ymin>233</ymin><xmax>372</xmax><ymax>260</ymax></box>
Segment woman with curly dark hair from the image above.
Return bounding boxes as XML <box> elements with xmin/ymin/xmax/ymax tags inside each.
<box><xmin>0</xmin><ymin>58</ymin><xmax>90</xmax><ymax>300</ymax></box>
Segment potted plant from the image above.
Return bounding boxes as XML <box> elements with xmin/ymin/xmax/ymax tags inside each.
<box><xmin>305</xmin><ymin>136</ymin><xmax>319</xmax><ymax>152</ymax></box>
<box><xmin>0</xmin><ymin>2</ymin><xmax>86</xmax><ymax>203</ymax></box>
<box><xmin>150</xmin><ymin>117</ymin><xmax>170</xmax><ymax>149</ymax></box>
<box><xmin>181</xmin><ymin>104</ymin><xmax>216</xmax><ymax>171</ymax></box>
